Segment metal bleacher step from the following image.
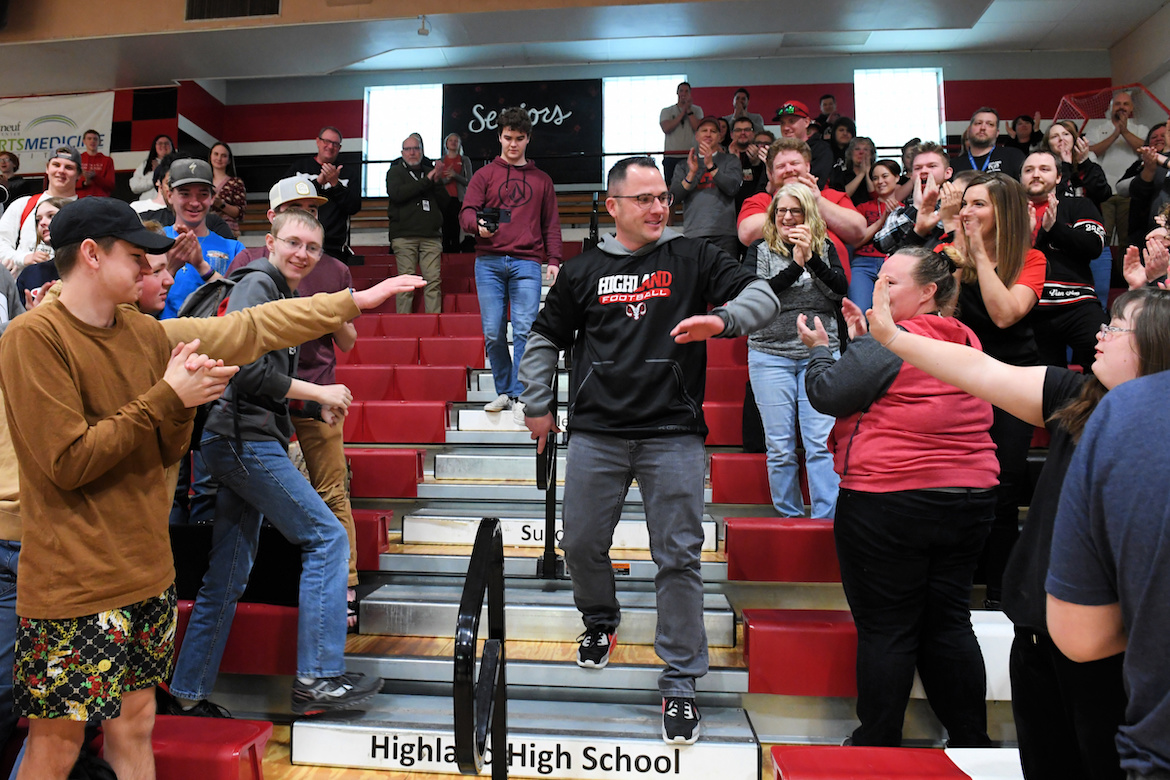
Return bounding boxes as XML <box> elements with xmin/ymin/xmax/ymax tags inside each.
<box><xmin>359</xmin><ymin>583</ymin><xmax>737</xmax><ymax>646</ymax></box>
<box><xmin>402</xmin><ymin>505</ymin><xmax>718</xmax><ymax>551</ymax></box>
<box><xmin>343</xmin><ymin>634</ymin><xmax>747</xmax><ymax>695</ymax></box>
<box><xmin>291</xmin><ymin>694</ymin><xmax>760</xmax><ymax>778</ymax></box>
<box><xmin>434</xmin><ymin>446</ymin><xmax>567</xmax><ymax>482</ymax></box>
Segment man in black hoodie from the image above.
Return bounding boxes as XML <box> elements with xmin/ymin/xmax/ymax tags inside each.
<box><xmin>517</xmin><ymin>156</ymin><xmax>778</xmax><ymax>746</ymax></box>
<box><xmin>284</xmin><ymin>126</ymin><xmax>362</xmax><ymax>264</ymax></box>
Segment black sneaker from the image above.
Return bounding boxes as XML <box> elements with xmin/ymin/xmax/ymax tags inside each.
<box><xmin>155</xmin><ymin>687</ymin><xmax>231</xmax><ymax>718</ymax></box>
<box><xmin>662</xmin><ymin>697</ymin><xmax>701</xmax><ymax>744</ymax></box>
<box><xmin>576</xmin><ymin>627</ymin><xmax>616</xmax><ymax>669</ymax></box>
<box><xmin>291</xmin><ymin>672</ymin><xmax>381</xmax><ymax>715</ymax></box>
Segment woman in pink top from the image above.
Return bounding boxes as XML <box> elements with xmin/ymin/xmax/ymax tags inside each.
<box><xmin>798</xmin><ymin>246</ymin><xmax>998</xmax><ymax>748</ymax></box>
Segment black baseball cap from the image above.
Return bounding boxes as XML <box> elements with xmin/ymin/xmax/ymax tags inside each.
<box><xmin>50</xmin><ymin>197</ymin><xmax>176</xmax><ymax>252</ymax></box>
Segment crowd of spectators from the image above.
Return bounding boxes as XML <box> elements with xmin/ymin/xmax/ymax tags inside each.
<box><xmin>0</xmin><ymin>82</ymin><xmax>1166</xmax><ymax>778</ymax></box>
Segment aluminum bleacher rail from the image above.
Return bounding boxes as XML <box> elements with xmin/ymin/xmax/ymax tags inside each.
<box><xmin>453</xmin><ymin>517</ymin><xmax>508</xmax><ymax>778</ymax></box>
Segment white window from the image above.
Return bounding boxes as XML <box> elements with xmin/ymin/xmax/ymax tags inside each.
<box><xmin>854</xmin><ymin>68</ymin><xmax>946</xmax><ymax>155</ymax></box>
<box><xmin>364</xmin><ymin>84</ymin><xmax>444</xmax><ymax>197</ymax></box>
<box><xmin>602</xmin><ymin>75</ymin><xmax>687</xmax><ymax>182</ymax></box>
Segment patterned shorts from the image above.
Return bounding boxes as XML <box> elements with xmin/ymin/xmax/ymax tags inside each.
<box><xmin>15</xmin><ymin>586</ymin><xmax>177</xmax><ymax>722</ymax></box>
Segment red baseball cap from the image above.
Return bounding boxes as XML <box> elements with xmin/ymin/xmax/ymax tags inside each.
<box><xmin>774</xmin><ymin>101</ymin><xmax>811</xmax><ymax>121</ymax></box>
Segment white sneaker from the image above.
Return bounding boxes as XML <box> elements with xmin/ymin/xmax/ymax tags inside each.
<box><xmin>511</xmin><ymin>400</ymin><xmax>527</xmax><ymax>426</ymax></box>
<box><xmin>484</xmin><ymin>393</ymin><xmax>512</xmax><ymax>412</ymax></box>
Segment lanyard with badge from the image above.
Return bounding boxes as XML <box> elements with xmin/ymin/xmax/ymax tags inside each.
<box><xmin>967</xmin><ymin>146</ymin><xmax>995</xmax><ymax>173</ymax></box>
<box><xmin>408</xmin><ymin>166</ymin><xmax>431</xmax><ymax>212</ymax></box>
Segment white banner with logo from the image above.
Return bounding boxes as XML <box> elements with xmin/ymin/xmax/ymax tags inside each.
<box><xmin>0</xmin><ymin>92</ymin><xmax>115</xmax><ymax>171</ymax></box>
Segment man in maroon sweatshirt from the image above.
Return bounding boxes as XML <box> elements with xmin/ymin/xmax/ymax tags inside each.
<box><xmin>459</xmin><ymin>107</ymin><xmax>562</xmax><ymax>425</ymax></box>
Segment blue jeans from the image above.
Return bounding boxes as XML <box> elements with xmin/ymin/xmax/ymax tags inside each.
<box><xmin>1090</xmin><ymin>245</ymin><xmax>1113</xmax><ymax>311</ymax></box>
<box><xmin>475</xmin><ymin>255</ymin><xmax>542</xmax><ymax>397</ymax></box>
<box><xmin>560</xmin><ymin>432</ymin><xmax>708</xmax><ymax>697</ymax></box>
<box><xmin>169</xmin><ymin>434</ymin><xmax>350</xmax><ymax>700</ymax></box>
<box><xmin>848</xmin><ymin>254</ymin><xmax>884</xmax><ymax>312</ymax></box>
<box><xmin>748</xmin><ymin>349</ymin><xmax>840</xmax><ymax>519</ymax></box>
<box><xmin>0</xmin><ymin>541</ymin><xmax>17</xmax><ymax>756</ymax></box>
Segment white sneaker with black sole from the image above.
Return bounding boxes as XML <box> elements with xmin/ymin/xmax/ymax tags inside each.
<box><xmin>662</xmin><ymin>696</ymin><xmax>701</xmax><ymax>744</ymax></box>
<box><xmin>484</xmin><ymin>393</ymin><xmax>512</xmax><ymax>412</ymax></box>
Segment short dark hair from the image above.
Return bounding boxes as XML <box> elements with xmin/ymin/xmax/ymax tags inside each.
<box><xmin>1011</xmin><ymin>115</ymin><xmax>1034</xmax><ymax>132</ymax></box>
<box><xmin>970</xmin><ymin>106</ymin><xmax>1000</xmax><ymax>123</ymax></box>
<box><xmin>498</xmin><ymin>107</ymin><xmax>532</xmax><ymax>137</ymax></box>
<box><xmin>0</xmin><ymin>151</ymin><xmax>18</xmax><ymax>172</ymax></box>
<box><xmin>909</xmin><ymin>141</ymin><xmax>950</xmax><ymax>169</ymax></box>
<box><xmin>318</xmin><ymin>126</ymin><xmax>342</xmax><ymax>140</ymax></box>
<box><xmin>155</xmin><ymin>150</ymin><xmax>184</xmax><ymax>186</ymax></box>
<box><xmin>83</xmin><ymin>129</ymin><xmax>100</xmax><ymax>138</ymax></box>
<box><xmin>678</xmin><ymin>81</ymin><xmax>691</xmax><ymax>90</ymax></box>
<box><xmin>607</xmin><ymin>156</ymin><xmax>659</xmax><ymax>192</ymax></box>
<box><xmin>820</xmin><ymin>93</ymin><xmax>835</xmax><ymax>103</ymax></box>
<box><xmin>755</xmin><ymin>130</ymin><xmax>776</xmax><ymax>144</ymax></box>
<box><xmin>1026</xmin><ymin>149</ymin><xmax>1063</xmax><ymax>176</ymax></box>
<box><xmin>734</xmin><ymin>88</ymin><xmax>750</xmax><ymax>99</ymax></box>
<box><xmin>870</xmin><ymin>159</ymin><xmax>902</xmax><ymax>180</ymax></box>
<box><xmin>732</xmin><ymin>117</ymin><xmax>755</xmax><ymax>131</ymax></box>
<box><xmin>55</xmin><ymin>235</ymin><xmax>118</xmax><ymax>279</ymax></box>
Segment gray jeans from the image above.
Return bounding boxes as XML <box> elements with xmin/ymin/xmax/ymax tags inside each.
<box><xmin>560</xmin><ymin>431</ymin><xmax>709</xmax><ymax>697</ymax></box>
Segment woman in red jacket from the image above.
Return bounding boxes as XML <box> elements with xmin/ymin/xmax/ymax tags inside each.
<box><xmin>799</xmin><ymin>246</ymin><xmax>999</xmax><ymax>748</ymax></box>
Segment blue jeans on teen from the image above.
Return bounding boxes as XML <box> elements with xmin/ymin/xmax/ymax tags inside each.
<box><xmin>748</xmin><ymin>349</ymin><xmax>839</xmax><ymax>519</ymax></box>
<box><xmin>169</xmin><ymin>434</ymin><xmax>350</xmax><ymax>700</ymax></box>
<box><xmin>1091</xmin><ymin>245</ymin><xmax>1113</xmax><ymax>310</ymax></box>
<box><xmin>834</xmin><ymin>487</ymin><xmax>994</xmax><ymax>747</ymax></box>
<box><xmin>848</xmin><ymin>254</ymin><xmax>884</xmax><ymax>312</ymax></box>
<box><xmin>560</xmin><ymin>432</ymin><xmax>708</xmax><ymax>698</ymax></box>
<box><xmin>475</xmin><ymin>255</ymin><xmax>542</xmax><ymax>398</ymax></box>
<box><xmin>0</xmin><ymin>541</ymin><xmax>18</xmax><ymax>757</ymax></box>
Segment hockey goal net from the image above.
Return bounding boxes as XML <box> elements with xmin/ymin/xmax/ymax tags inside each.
<box><xmin>1053</xmin><ymin>83</ymin><xmax>1170</xmax><ymax>135</ymax></box>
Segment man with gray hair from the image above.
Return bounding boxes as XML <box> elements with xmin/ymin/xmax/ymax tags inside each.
<box><xmin>1087</xmin><ymin>90</ymin><xmax>1148</xmax><ymax>247</ymax></box>
<box><xmin>386</xmin><ymin>134</ymin><xmax>448</xmax><ymax>313</ymax></box>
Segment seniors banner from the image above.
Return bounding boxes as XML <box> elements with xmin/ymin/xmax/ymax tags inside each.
<box><xmin>443</xmin><ymin>79</ymin><xmax>602</xmax><ymax>184</ymax></box>
<box><xmin>0</xmin><ymin>91</ymin><xmax>115</xmax><ymax>170</ymax></box>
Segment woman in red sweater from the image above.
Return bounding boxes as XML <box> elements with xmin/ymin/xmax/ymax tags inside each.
<box><xmin>799</xmin><ymin>246</ymin><xmax>999</xmax><ymax>748</ymax></box>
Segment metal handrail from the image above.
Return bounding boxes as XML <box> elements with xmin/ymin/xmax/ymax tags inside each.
<box><xmin>453</xmin><ymin>517</ymin><xmax>507</xmax><ymax>778</ymax></box>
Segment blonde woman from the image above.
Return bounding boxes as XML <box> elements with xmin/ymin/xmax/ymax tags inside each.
<box><xmin>745</xmin><ymin>183</ymin><xmax>846</xmax><ymax>518</ymax></box>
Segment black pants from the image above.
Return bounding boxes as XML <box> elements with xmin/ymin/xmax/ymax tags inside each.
<box><xmin>981</xmin><ymin>407</ymin><xmax>1035</xmax><ymax>602</ymax></box>
<box><xmin>835</xmin><ymin>487</ymin><xmax>994</xmax><ymax>747</ymax></box>
<box><xmin>441</xmin><ymin>198</ymin><xmax>463</xmax><ymax>253</ymax></box>
<box><xmin>1011</xmin><ymin>628</ymin><xmax>1126</xmax><ymax>780</ymax></box>
<box><xmin>1033</xmin><ymin>301</ymin><xmax>1109</xmax><ymax>373</ymax></box>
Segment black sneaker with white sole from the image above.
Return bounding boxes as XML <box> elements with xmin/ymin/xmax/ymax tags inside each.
<box><xmin>576</xmin><ymin>627</ymin><xmax>616</xmax><ymax>668</ymax></box>
<box><xmin>662</xmin><ymin>696</ymin><xmax>701</xmax><ymax>744</ymax></box>
<box><xmin>291</xmin><ymin>671</ymin><xmax>381</xmax><ymax>715</ymax></box>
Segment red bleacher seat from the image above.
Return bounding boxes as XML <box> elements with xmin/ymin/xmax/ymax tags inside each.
<box><xmin>176</xmin><ymin>600</ymin><xmax>298</xmax><ymax>676</ymax></box>
<box><xmin>419</xmin><ymin>336</ymin><xmax>485</xmax><ymax>368</ymax></box>
<box><xmin>380</xmin><ymin>313</ymin><xmax>440</xmax><ymax>338</ymax></box>
<box><xmin>353</xmin><ymin>337</ymin><xmax>419</xmax><ymax>365</ymax></box>
<box><xmin>771</xmin><ymin>745</ymin><xmax>970</xmax><ymax>779</ymax></box>
<box><xmin>743</xmin><ymin>609</ymin><xmax>857</xmax><ymax>696</ymax></box>
<box><xmin>347</xmin><ymin>448</ymin><xmax>424</xmax><ymax>497</ymax></box>
<box><xmin>710</xmin><ymin>452</ymin><xmax>770</xmax><ymax>504</ymax></box>
<box><xmin>147</xmin><ymin>716</ymin><xmax>273</xmax><ymax>780</ymax></box>
<box><xmin>353</xmin><ymin>509</ymin><xmax>392</xmax><ymax>571</ymax></box>
<box><xmin>703</xmin><ymin>402</ymin><xmax>743</xmax><ymax>446</ymax></box>
<box><xmin>352</xmin><ymin>315</ymin><xmax>382</xmax><ymax>337</ymax></box>
<box><xmin>392</xmin><ymin>365</ymin><xmax>468</xmax><ymax>401</ymax></box>
<box><xmin>342</xmin><ymin>402</ymin><xmax>366</xmax><ymax>442</ymax></box>
<box><xmin>705</xmin><ymin>366</ymin><xmax>748</xmax><ymax>402</ymax></box>
<box><xmin>450</xmin><ymin>293</ymin><xmax>481</xmax><ymax>313</ymax></box>
<box><xmin>706</xmin><ymin>336</ymin><xmax>748</xmax><ymax>367</ymax></box>
<box><xmin>725</xmin><ymin>517</ymin><xmax>840</xmax><ymax>582</ymax></box>
<box><xmin>363</xmin><ymin>400</ymin><xmax>447</xmax><ymax>443</ymax></box>
<box><xmin>439</xmin><ymin>313</ymin><xmax>485</xmax><ymax>337</ymax></box>
<box><xmin>1031</xmin><ymin>426</ymin><xmax>1051</xmax><ymax>448</ymax></box>
<box><xmin>336</xmin><ymin>365</ymin><xmax>393</xmax><ymax>401</ymax></box>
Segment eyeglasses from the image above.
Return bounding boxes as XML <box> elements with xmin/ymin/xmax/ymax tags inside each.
<box><xmin>1099</xmin><ymin>323</ymin><xmax>1134</xmax><ymax>339</ymax></box>
<box><xmin>402</xmin><ymin>146</ymin><xmax>421</xmax><ymax>152</ymax></box>
<box><xmin>612</xmin><ymin>193</ymin><xmax>674</xmax><ymax>208</ymax></box>
<box><xmin>317</xmin><ymin>137</ymin><xmax>342</xmax><ymax>148</ymax></box>
<box><xmin>273</xmin><ymin>235</ymin><xmax>324</xmax><ymax>259</ymax></box>
<box><xmin>775</xmin><ymin>207</ymin><xmax>805</xmax><ymax>218</ymax></box>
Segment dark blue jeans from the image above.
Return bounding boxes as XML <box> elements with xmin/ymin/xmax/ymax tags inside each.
<box><xmin>0</xmin><ymin>540</ymin><xmax>17</xmax><ymax>756</ymax></box>
<box><xmin>834</xmin><ymin>487</ymin><xmax>994</xmax><ymax>747</ymax></box>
